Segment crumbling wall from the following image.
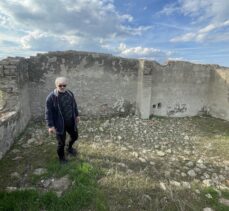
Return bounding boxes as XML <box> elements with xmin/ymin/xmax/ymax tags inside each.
<box><xmin>208</xmin><ymin>68</ymin><xmax>229</xmax><ymax>121</ymax></box>
<box><xmin>0</xmin><ymin>58</ymin><xmax>30</xmax><ymax>159</ymax></box>
<box><xmin>149</xmin><ymin>61</ymin><xmax>215</xmax><ymax>117</ymax></box>
<box><xmin>0</xmin><ymin>50</ymin><xmax>229</xmax><ymax>159</ymax></box>
<box><xmin>28</xmin><ymin>51</ymin><xmax>139</xmax><ymax>118</ymax></box>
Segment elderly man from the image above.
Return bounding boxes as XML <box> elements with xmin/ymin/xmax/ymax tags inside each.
<box><xmin>45</xmin><ymin>77</ymin><xmax>80</xmax><ymax>164</ymax></box>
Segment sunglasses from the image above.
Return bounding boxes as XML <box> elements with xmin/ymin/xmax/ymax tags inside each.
<box><xmin>58</xmin><ymin>84</ymin><xmax>67</xmax><ymax>88</ymax></box>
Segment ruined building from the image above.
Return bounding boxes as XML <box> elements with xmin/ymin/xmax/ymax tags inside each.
<box><xmin>0</xmin><ymin>51</ymin><xmax>229</xmax><ymax>159</ymax></box>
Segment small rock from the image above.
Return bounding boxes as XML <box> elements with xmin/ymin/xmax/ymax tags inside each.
<box><xmin>218</xmin><ymin>185</ymin><xmax>229</xmax><ymax>191</ymax></box>
<box><xmin>132</xmin><ymin>152</ymin><xmax>138</xmax><ymax>158</ymax></box>
<box><xmin>203</xmin><ymin>208</ymin><xmax>214</xmax><ymax>211</ymax></box>
<box><xmin>181</xmin><ymin>172</ymin><xmax>187</xmax><ymax>177</ymax></box>
<box><xmin>186</xmin><ymin>161</ymin><xmax>194</xmax><ymax>167</ymax></box>
<box><xmin>19</xmin><ymin>187</ymin><xmax>36</xmax><ymax>191</ymax></box>
<box><xmin>150</xmin><ymin>161</ymin><xmax>155</xmax><ymax>165</ymax></box>
<box><xmin>11</xmin><ymin>172</ymin><xmax>20</xmax><ymax>178</ymax></box>
<box><xmin>142</xmin><ymin>149</ymin><xmax>147</xmax><ymax>154</ymax></box>
<box><xmin>12</xmin><ymin>156</ymin><xmax>23</xmax><ymax>161</ymax></box>
<box><xmin>195</xmin><ymin>189</ymin><xmax>201</xmax><ymax>194</ymax></box>
<box><xmin>154</xmin><ymin>145</ymin><xmax>159</xmax><ymax>149</ymax></box>
<box><xmin>33</xmin><ymin>168</ymin><xmax>47</xmax><ymax>176</ymax></box>
<box><xmin>56</xmin><ymin>191</ymin><xmax>63</xmax><ymax>197</ymax></box>
<box><xmin>197</xmin><ymin>163</ymin><xmax>207</xmax><ymax>169</ymax></box>
<box><xmin>160</xmin><ymin>182</ymin><xmax>166</xmax><ymax>191</ymax></box>
<box><xmin>165</xmin><ymin>149</ymin><xmax>172</xmax><ymax>153</ymax></box>
<box><xmin>219</xmin><ymin>198</ymin><xmax>229</xmax><ymax>206</ymax></box>
<box><xmin>35</xmin><ymin>141</ymin><xmax>44</xmax><ymax>146</ymax></box>
<box><xmin>194</xmin><ymin>167</ymin><xmax>201</xmax><ymax>173</ymax></box>
<box><xmin>197</xmin><ymin>159</ymin><xmax>203</xmax><ymax>164</ymax></box>
<box><xmin>50</xmin><ymin>175</ymin><xmax>71</xmax><ymax>193</ymax></box>
<box><xmin>139</xmin><ymin>157</ymin><xmax>146</xmax><ymax>163</ymax></box>
<box><xmin>117</xmin><ymin>162</ymin><xmax>127</xmax><ymax>168</ymax></box>
<box><xmin>164</xmin><ymin>171</ymin><xmax>171</xmax><ymax>178</ymax></box>
<box><xmin>6</xmin><ymin>187</ymin><xmax>17</xmax><ymax>192</ymax></box>
<box><xmin>106</xmin><ymin>169</ymin><xmax>115</xmax><ymax>176</ymax></box>
<box><xmin>11</xmin><ymin>149</ymin><xmax>20</xmax><ymax>153</ymax></box>
<box><xmin>184</xmin><ymin>135</ymin><xmax>189</xmax><ymax>140</ymax></box>
<box><xmin>142</xmin><ymin>194</ymin><xmax>152</xmax><ymax>202</ymax></box>
<box><xmin>41</xmin><ymin>179</ymin><xmax>52</xmax><ymax>188</ymax></box>
<box><xmin>102</xmin><ymin>120</ymin><xmax>110</xmax><ymax>128</ymax></box>
<box><xmin>182</xmin><ymin>181</ymin><xmax>191</xmax><ymax>189</ymax></box>
<box><xmin>170</xmin><ymin>180</ymin><xmax>181</xmax><ymax>187</ymax></box>
<box><xmin>117</xmin><ymin>136</ymin><xmax>122</xmax><ymax>140</ymax></box>
<box><xmin>187</xmin><ymin>170</ymin><xmax>196</xmax><ymax>177</ymax></box>
<box><xmin>99</xmin><ymin>127</ymin><xmax>104</xmax><ymax>132</ymax></box>
<box><xmin>121</xmin><ymin>146</ymin><xmax>127</xmax><ymax>151</ymax></box>
<box><xmin>205</xmin><ymin>193</ymin><xmax>213</xmax><ymax>199</ymax></box>
<box><xmin>22</xmin><ymin>144</ymin><xmax>30</xmax><ymax>148</ymax></box>
<box><xmin>27</xmin><ymin>138</ymin><xmax>37</xmax><ymax>144</ymax></box>
<box><xmin>203</xmin><ymin>173</ymin><xmax>210</xmax><ymax>179</ymax></box>
<box><xmin>156</xmin><ymin>151</ymin><xmax>165</xmax><ymax>157</ymax></box>
<box><xmin>218</xmin><ymin>175</ymin><xmax>225</xmax><ymax>181</ymax></box>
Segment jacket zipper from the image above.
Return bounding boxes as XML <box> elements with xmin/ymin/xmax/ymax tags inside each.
<box><xmin>57</xmin><ymin>97</ymin><xmax>65</xmax><ymax>134</ymax></box>
<box><xmin>66</xmin><ymin>90</ymin><xmax>77</xmax><ymax>131</ymax></box>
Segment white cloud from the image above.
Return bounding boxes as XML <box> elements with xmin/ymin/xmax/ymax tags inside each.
<box><xmin>161</xmin><ymin>0</ymin><xmax>229</xmax><ymax>22</ymax></box>
<box><xmin>158</xmin><ymin>3</ymin><xmax>180</xmax><ymax>16</ymax></box>
<box><xmin>170</xmin><ymin>33</ymin><xmax>195</xmax><ymax>42</ymax></box>
<box><xmin>161</xmin><ymin>0</ymin><xmax>229</xmax><ymax>43</ymax></box>
<box><xmin>118</xmin><ymin>43</ymin><xmax>159</xmax><ymax>56</ymax></box>
<box><xmin>0</xmin><ymin>0</ymin><xmax>153</xmax><ymax>55</ymax></box>
<box><xmin>178</xmin><ymin>0</ymin><xmax>229</xmax><ymax>22</ymax></box>
<box><xmin>0</xmin><ymin>0</ymin><xmax>137</xmax><ymax>37</ymax></box>
<box><xmin>167</xmin><ymin>57</ymin><xmax>184</xmax><ymax>61</ymax></box>
<box><xmin>117</xmin><ymin>43</ymin><xmax>171</xmax><ymax>63</ymax></box>
<box><xmin>171</xmin><ymin>19</ymin><xmax>229</xmax><ymax>42</ymax></box>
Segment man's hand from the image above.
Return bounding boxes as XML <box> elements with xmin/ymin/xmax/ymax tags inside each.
<box><xmin>48</xmin><ymin>127</ymin><xmax>56</xmax><ymax>134</ymax></box>
<box><xmin>76</xmin><ymin>116</ymin><xmax>80</xmax><ymax>123</ymax></box>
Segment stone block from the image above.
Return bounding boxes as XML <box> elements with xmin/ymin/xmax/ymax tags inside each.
<box><xmin>0</xmin><ymin>65</ymin><xmax>4</xmax><ymax>76</ymax></box>
<box><xmin>3</xmin><ymin>66</ymin><xmax>17</xmax><ymax>76</ymax></box>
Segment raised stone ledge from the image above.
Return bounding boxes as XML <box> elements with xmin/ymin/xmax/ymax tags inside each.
<box><xmin>0</xmin><ymin>111</ymin><xmax>17</xmax><ymax>124</ymax></box>
<box><xmin>0</xmin><ymin>111</ymin><xmax>19</xmax><ymax>159</ymax></box>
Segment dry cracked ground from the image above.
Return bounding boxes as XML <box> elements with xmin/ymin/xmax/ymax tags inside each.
<box><xmin>0</xmin><ymin>115</ymin><xmax>229</xmax><ymax>211</ymax></box>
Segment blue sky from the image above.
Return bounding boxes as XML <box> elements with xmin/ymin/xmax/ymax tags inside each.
<box><xmin>0</xmin><ymin>0</ymin><xmax>229</xmax><ymax>67</ymax></box>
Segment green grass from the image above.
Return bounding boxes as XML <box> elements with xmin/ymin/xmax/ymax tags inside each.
<box><xmin>0</xmin><ymin>120</ymin><xmax>108</xmax><ymax>211</ymax></box>
<box><xmin>0</xmin><ymin>161</ymin><xmax>107</xmax><ymax>211</ymax></box>
<box><xmin>200</xmin><ymin>187</ymin><xmax>229</xmax><ymax>211</ymax></box>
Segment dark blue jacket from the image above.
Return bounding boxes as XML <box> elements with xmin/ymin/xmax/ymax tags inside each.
<box><xmin>45</xmin><ymin>89</ymin><xmax>79</xmax><ymax>134</ymax></box>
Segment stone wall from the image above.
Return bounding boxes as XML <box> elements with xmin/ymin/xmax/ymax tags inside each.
<box><xmin>149</xmin><ymin>61</ymin><xmax>215</xmax><ymax>118</ymax></box>
<box><xmin>208</xmin><ymin>68</ymin><xmax>229</xmax><ymax>120</ymax></box>
<box><xmin>0</xmin><ymin>50</ymin><xmax>229</xmax><ymax>159</ymax></box>
<box><xmin>136</xmin><ymin>60</ymin><xmax>229</xmax><ymax>119</ymax></box>
<box><xmin>0</xmin><ymin>58</ymin><xmax>31</xmax><ymax>159</ymax></box>
<box><xmin>28</xmin><ymin>51</ymin><xmax>139</xmax><ymax>118</ymax></box>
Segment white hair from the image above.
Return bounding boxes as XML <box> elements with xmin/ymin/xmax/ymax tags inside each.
<box><xmin>55</xmin><ymin>77</ymin><xmax>67</xmax><ymax>85</ymax></box>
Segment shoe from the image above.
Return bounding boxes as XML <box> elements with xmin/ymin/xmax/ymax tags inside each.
<box><xmin>67</xmin><ymin>148</ymin><xmax>77</xmax><ymax>156</ymax></box>
<box><xmin>59</xmin><ymin>158</ymin><xmax>68</xmax><ymax>164</ymax></box>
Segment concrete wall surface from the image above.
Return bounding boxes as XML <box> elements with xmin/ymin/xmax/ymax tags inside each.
<box><xmin>208</xmin><ymin>68</ymin><xmax>229</xmax><ymax>121</ymax></box>
<box><xmin>0</xmin><ymin>58</ymin><xmax>31</xmax><ymax>159</ymax></box>
<box><xmin>149</xmin><ymin>61</ymin><xmax>215</xmax><ymax>117</ymax></box>
<box><xmin>28</xmin><ymin>51</ymin><xmax>139</xmax><ymax>118</ymax></box>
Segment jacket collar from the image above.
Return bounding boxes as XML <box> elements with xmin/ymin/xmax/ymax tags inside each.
<box><xmin>53</xmin><ymin>89</ymin><xmax>58</xmax><ymax>96</ymax></box>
